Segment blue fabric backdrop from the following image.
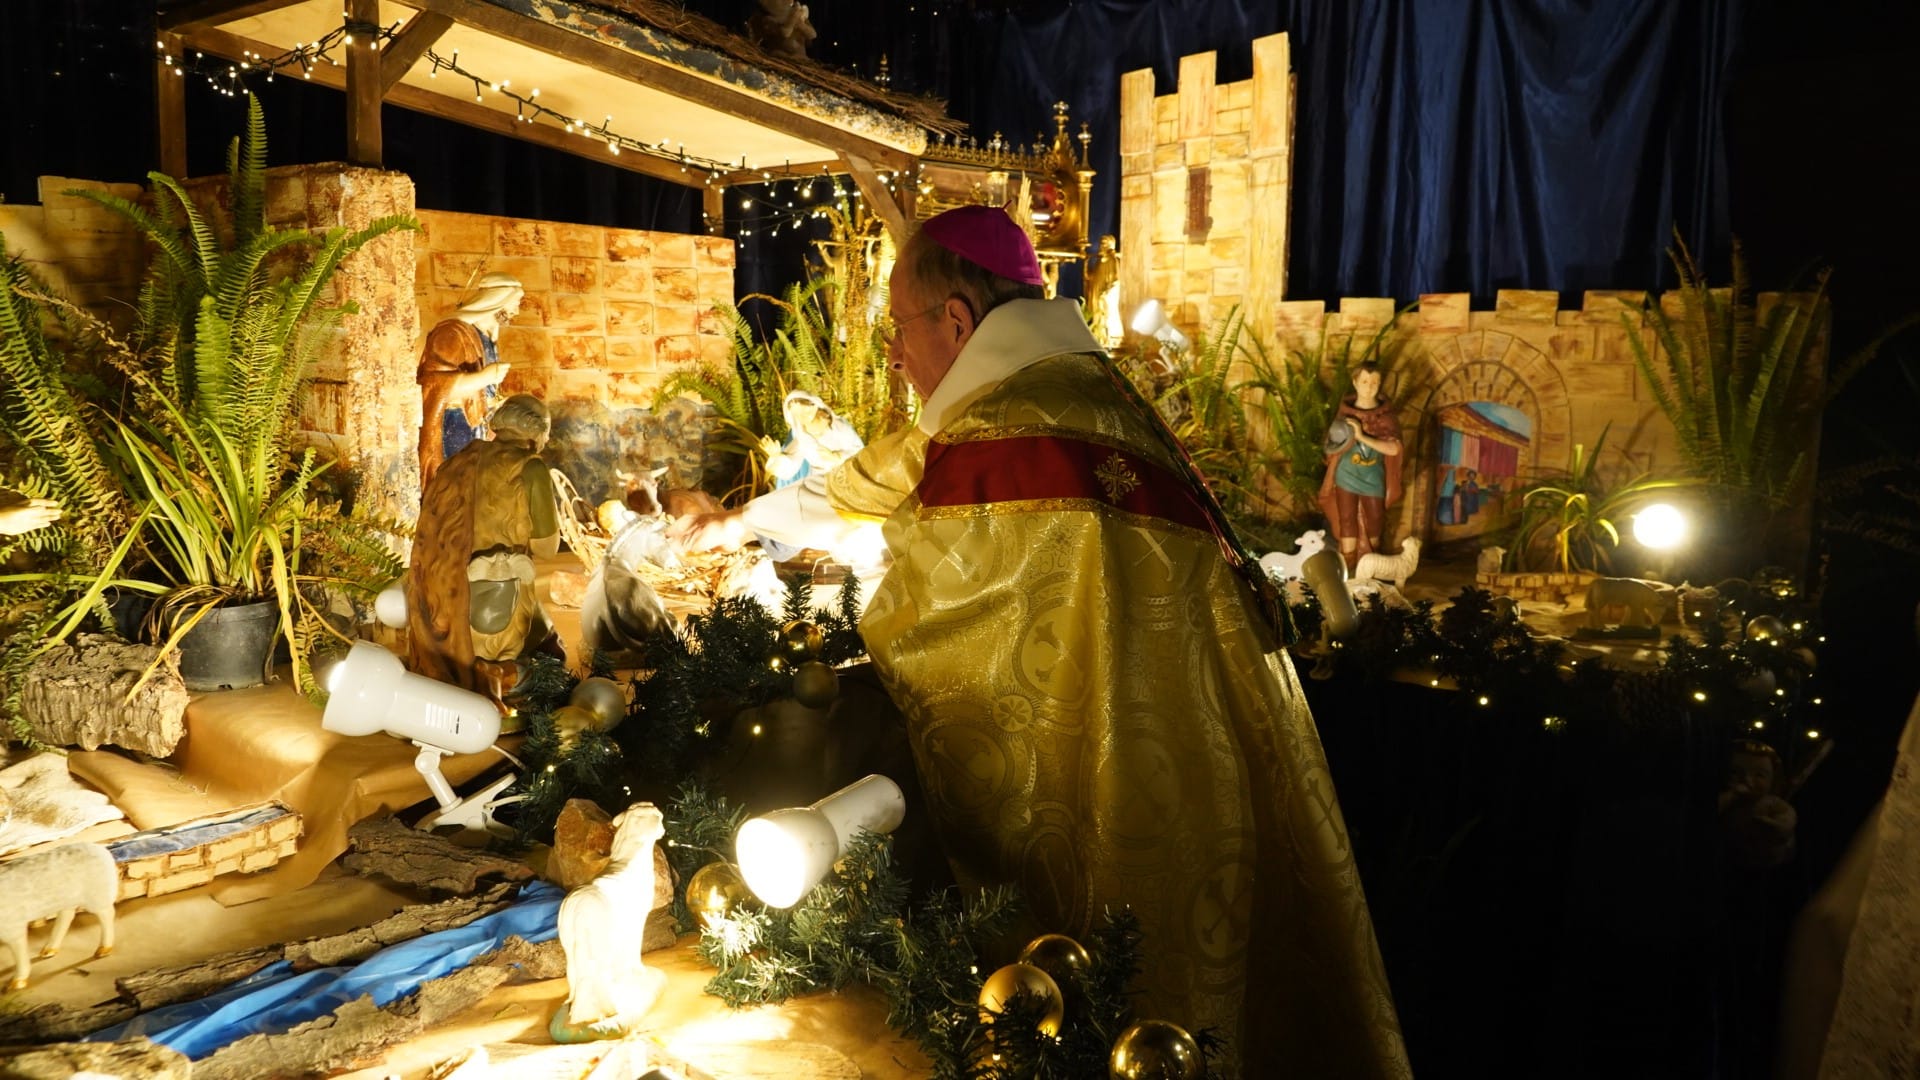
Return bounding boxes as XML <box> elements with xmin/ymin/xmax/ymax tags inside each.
<box><xmin>916</xmin><ymin>0</ymin><xmax>1744</xmax><ymax>304</ymax></box>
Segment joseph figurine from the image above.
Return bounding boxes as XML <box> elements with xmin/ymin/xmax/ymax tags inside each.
<box><xmin>407</xmin><ymin>394</ymin><xmax>561</xmax><ymax>705</ymax></box>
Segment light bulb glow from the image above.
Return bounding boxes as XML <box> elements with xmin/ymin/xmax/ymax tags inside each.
<box><xmin>1632</xmin><ymin>503</ymin><xmax>1687</xmax><ymax>550</ymax></box>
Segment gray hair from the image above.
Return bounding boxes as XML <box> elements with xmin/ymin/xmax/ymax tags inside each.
<box><xmin>490</xmin><ymin>394</ymin><xmax>549</xmax><ymax>445</ymax></box>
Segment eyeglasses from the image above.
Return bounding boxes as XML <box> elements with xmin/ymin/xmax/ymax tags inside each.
<box><xmin>883</xmin><ymin>300</ymin><xmax>947</xmax><ymax>343</ymax></box>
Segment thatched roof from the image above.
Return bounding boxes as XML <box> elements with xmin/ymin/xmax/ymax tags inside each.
<box><xmin>589</xmin><ymin>0</ymin><xmax>966</xmax><ymax>137</ymax></box>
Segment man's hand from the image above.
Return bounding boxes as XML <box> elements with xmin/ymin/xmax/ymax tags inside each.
<box><xmin>668</xmin><ymin>508</ymin><xmax>751</xmax><ymax>552</ymax></box>
<box><xmin>0</xmin><ymin>497</ymin><xmax>60</xmax><ymax>535</ymax></box>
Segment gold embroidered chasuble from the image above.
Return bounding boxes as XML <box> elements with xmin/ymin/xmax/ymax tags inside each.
<box><xmin>824</xmin><ymin>301</ymin><xmax>1409</xmax><ymax>1076</ymax></box>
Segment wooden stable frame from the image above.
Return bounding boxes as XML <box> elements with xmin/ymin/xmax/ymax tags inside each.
<box><xmin>154</xmin><ymin>0</ymin><xmax>924</xmax><ymax>238</ymax></box>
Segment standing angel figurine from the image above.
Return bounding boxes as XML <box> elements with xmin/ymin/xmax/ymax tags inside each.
<box><xmin>550</xmin><ymin>803</ymin><xmax>669</xmax><ymax>1042</ymax></box>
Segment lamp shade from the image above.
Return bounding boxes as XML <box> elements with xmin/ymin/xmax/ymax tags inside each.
<box><xmin>735</xmin><ymin>774</ymin><xmax>906</xmax><ymax>908</ymax></box>
<box><xmin>1301</xmin><ymin>548</ymin><xmax>1361</xmax><ymax>638</ymax></box>
<box><xmin>321</xmin><ymin>640</ymin><xmax>500</xmax><ymax>756</ymax></box>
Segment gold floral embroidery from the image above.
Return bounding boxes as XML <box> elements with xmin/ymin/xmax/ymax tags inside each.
<box><xmin>1094</xmin><ymin>453</ymin><xmax>1140</xmax><ymax>501</ymax></box>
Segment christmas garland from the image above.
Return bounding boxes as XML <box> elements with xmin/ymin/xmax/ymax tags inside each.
<box><xmin>668</xmin><ymin>782</ymin><xmax>1224</xmax><ymax>1080</ymax></box>
<box><xmin>1288</xmin><ymin>578</ymin><xmax>1830</xmax><ymax>778</ymax></box>
<box><xmin>506</xmin><ymin>573</ymin><xmax>865</xmax><ymax>841</ymax></box>
<box><xmin>497</xmin><ymin>567</ymin><xmax>1825</xmax><ymax>1078</ymax></box>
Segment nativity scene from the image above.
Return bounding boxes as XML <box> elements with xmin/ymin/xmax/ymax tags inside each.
<box><xmin>0</xmin><ymin>1</ymin><xmax>1915</xmax><ymax>1078</ymax></box>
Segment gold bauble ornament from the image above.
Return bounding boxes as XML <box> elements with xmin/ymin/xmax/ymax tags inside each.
<box><xmin>550</xmin><ymin>704</ymin><xmax>600</xmax><ymax>753</ymax></box>
<box><xmin>1790</xmin><ymin>646</ymin><xmax>1819</xmax><ymax>672</ymax></box>
<box><xmin>1109</xmin><ymin>1019</ymin><xmax>1203</xmax><ymax>1080</ymax></box>
<box><xmin>977</xmin><ymin>962</ymin><xmax>1065</xmax><ymax>1037</ymax></box>
<box><xmin>569</xmin><ymin>677</ymin><xmax>626</xmax><ymax>731</ymax></box>
<box><xmin>778</xmin><ymin>619</ymin><xmax>825</xmax><ymax>664</ymax></box>
<box><xmin>792</xmin><ymin>660</ymin><xmax>839</xmax><ymax>709</ymax></box>
<box><xmin>1018</xmin><ymin>933</ymin><xmax>1092</xmax><ymax>1001</ymax></box>
<box><xmin>1736</xmin><ymin>666</ymin><xmax>1778</xmax><ymax>700</ymax></box>
<box><xmin>1746</xmin><ymin>614</ymin><xmax>1788</xmax><ymax>642</ymax></box>
<box><xmin>686</xmin><ymin>860</ymin><xmax>752</xmax><ymax>924</ymax></box>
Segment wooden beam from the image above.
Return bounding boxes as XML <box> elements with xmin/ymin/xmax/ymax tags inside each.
<box><xmin>345</xmin><ymin>0</ymin><xmax>383</xmax><ymax>167</ymax></box>
<box><xmin>178</xmin><ymin>24</ymin><xmax>702</xmax><ymax>188</ymax></box>
<box><xmin>715</xmin><ymin>160</ymin><xmax>843</xmax><ymax>187</ymax></box>
<box><xmin>409</xmin><ymin>0</ymin><xmax>917</xmax><ymax>174</ymax></box>
<box><xmin>155</xmin><ymin>30</ymin><xmax>188</xmax><ymax>179</ymax></box>
<box><xmin>840</xmin><ymin>153</ymin><xmax>908</xmax><ymax>246</ymax></box>
<box><xmin>158</xmin><ymin>0</ymin><xmax>304</xmax><ymax>32</ymax></box>
<box><xmin>379</xmin><ymin>10</ymin><xmax>454</xmax><ymax>95</ymax></box>
<box><xmin>703</xmin><ymin>184</ymin><xmax>726</xmax><ymax>236</ymax></box>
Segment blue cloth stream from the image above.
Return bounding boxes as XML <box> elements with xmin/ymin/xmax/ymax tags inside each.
<box><xmin>89</xmin><ymin>881</ymin><xmax>562</xmax><ymax>1059</ymax></box>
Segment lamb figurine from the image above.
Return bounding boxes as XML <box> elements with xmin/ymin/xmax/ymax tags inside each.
<box><xmin>1258</xmin><ymin>529</ymin><xmax>1328</xmax><ymax>583</ymax></box>
<box><xmin>550</xmin><ymin>803</ymin><xmax>668</xmax><ymax>1042</ymax></box>
<box><xmin>1</xmin><ymin>842</ymin><xmax>117</xmax><ymax>990</ymax></box>
<box><xmin>1353</xmin><ymin>537</ymin><xmax>1422</xmax><ymax>586</ymax></box>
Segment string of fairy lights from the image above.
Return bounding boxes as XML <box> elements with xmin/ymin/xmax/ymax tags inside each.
<box><xmin>152</xmin><ymin>14</ymin><xmax>911</xmax><ymax>244</ymax></box>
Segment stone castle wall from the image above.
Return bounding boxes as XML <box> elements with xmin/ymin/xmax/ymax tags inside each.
<box><xmin>0</xmin><ymin>177</ymin><xmax>148</xmax><ymax>327</ymax></box>
<box><xmin>1119</xmin><ymin>33</ymin><xmax>1292</xmax><ymax>341</ymax></box>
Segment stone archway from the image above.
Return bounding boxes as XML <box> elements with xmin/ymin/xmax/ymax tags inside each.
<box><xmin>1395</xmin><ymin>330</ymin><xmax>1573</xmax><ymax>551</ymax></box>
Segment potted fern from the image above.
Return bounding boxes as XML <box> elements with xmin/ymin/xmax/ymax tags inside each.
<box><xmin>2</xmin><ymin>96</ymin><xmax>412</xmax><ymax>694</ymax></box>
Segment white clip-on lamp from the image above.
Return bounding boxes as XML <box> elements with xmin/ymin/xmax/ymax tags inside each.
<box><xmin>1128</xmin><ymin>298</ymin><xmax>1191</xmax><ymax>353</ymax></box>
<box><xmin>735</xmin><ymin>775</ymin><xmax>906</xmax><ymax>908</ymax></box>
<box><xmin>322</xmin><ymin>640</ymin><xmax>520</xmax><ymax>834</ymax></box>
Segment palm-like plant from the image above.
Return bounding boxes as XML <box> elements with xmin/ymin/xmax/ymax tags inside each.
<box><xmin>1503</xmin><ymin>427</ymin><xmax>1693</xmax><ymax>574</ymax></box>
<box><xmin>1627</xmin><ymin>234</ymin><xmax>1827</xmax><ymax>510</ymax></box>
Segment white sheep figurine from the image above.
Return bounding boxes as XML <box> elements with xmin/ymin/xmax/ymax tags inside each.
<box><xmin>1258</xmin><ymin>529</ymin><xmax>1328</xmax><ymax>583</ymax></box>
<box><xmin>1354</xmin><ymin>537</ymin><xmax>1423</xmax><ymax>586</ymax></box>
<box><xmin>1</xmin><ymin>842</ymin><xmax>117</xmax><ymax>990</ymax></box>
<box><xmin>549</xmin><ymin>803</ymin><xmax>668</xmax><ymax>1042</ymax></box>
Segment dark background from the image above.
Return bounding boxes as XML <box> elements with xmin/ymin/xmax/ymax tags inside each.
<box><xmin>4</xmin><ymin>2</ymin><xmax>1919</xmax><ymax>1074</ymax></box>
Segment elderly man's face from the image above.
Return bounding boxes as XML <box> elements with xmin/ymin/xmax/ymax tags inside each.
<box><xmin>886</xmin><ymin>264</ymin><xmax>969</xmax><ymax>400</ymax></box>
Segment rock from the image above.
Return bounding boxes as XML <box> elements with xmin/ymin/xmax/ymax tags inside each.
<box><xmin>548</xmin><ymin>570</ymin><xmax>591</xmax><ymax>609</ymax></box>
<box><xmin>549</xmin><ymin>799</ymin><xmax>615</xmax><ymax>889</ymax></box>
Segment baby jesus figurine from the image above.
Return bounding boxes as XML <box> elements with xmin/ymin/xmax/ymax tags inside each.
<box><xmin>551</xmin><ymin>803</ymin><xmax>669</xmax><ymax>1042</ymax></box>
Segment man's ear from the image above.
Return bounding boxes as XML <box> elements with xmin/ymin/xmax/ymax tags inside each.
<box><xmin>943</xmin><ymin>295</ymin><xmax>977</xmax><ymax>343</ymax></box>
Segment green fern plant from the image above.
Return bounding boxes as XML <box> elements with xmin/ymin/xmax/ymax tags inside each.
<box><xmin>653</xmin><ymin>206</ymin><xmax>910</xmax><ymax>504</ymax></box>
<box><xmin>0</xmin><ymin>94</ymin><xmax>413</xmax><ymax>704</ymax></box>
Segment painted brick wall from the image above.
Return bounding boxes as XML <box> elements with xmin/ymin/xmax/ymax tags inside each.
<box><xmin>0</xmin><ymin>177</ymin><xmax>147</xmax><ymax>329</ymax></box>
<box><xmin>413</xmin><ymin>209</ymin><xmax>735</xmax><ymax>410</ymax></box>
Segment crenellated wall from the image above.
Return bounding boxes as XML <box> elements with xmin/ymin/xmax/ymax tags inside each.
<box><xmin>1268</xmin><ymin>288</ymin><xmax>1819</xmax><ymax>562</ymax></box>
<box><xmin>1119</xmin><ymin>33</ymin><xmax>1292</xmax><ymax>342</ymax></box>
